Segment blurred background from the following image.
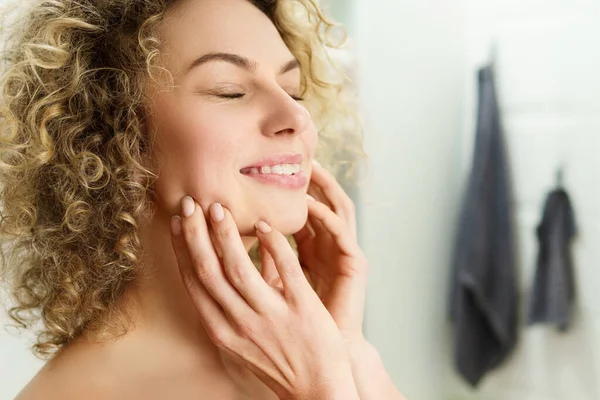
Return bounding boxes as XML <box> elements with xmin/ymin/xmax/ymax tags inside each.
<box><xmin>2</xmin><ymin>0</ymin><xmax>600</xmax><ymax>399</ymax></box>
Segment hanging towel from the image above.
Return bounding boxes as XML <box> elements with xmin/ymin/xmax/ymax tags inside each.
<box><xmin>449</xmin><ymin>65</ymin><xmax>518</xmax><ymax>387</ymax></box>
<box><xmin>528</xmin><ymin>188</ymin><xmax>577</xmax><ymax>331</ymax></box>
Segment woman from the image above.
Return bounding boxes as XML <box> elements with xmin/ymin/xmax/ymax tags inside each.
<box><xmin>0</xmin><ymin>0</ymin><xmax>405</xmax><ymax>398</ymax></box>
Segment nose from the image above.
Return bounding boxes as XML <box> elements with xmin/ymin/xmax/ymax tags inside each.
<box><xmin>260</xmin><ymin>89</ymin><xmax>311</xmax><ymax>138</ymax></box>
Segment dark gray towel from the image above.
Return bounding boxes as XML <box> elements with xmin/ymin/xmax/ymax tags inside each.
<box><xmin>528</xmin><ymin>188</ymin><xmax>577</xmax><ymax>331</ymax></box>
<box><xmin>449</xmin><ymin>65</ymin><xmax>518</xmax><ymax>387</ymax></box>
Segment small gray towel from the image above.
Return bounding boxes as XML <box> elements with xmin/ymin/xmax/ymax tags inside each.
<box><xmin>528</xmin><ymin>188</ymin><xmax>577</xmax><ymax>331</ymax></box>
<box><xmin>449</xmin><ymin>65</ymin><xmax>518</xmax><ymax>387</ymax></box>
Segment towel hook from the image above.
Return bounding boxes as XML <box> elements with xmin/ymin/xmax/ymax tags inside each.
<box><xmin>556</xmin><ymin>165</ymin><xmax>565</xmax><ymax>188</ymax></box>
<box><xmin>489</xmin><ymin>38</ymin><xmax>498</xmax><ymax>67</ymax></box>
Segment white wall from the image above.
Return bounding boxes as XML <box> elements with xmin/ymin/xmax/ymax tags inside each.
<box><xmin>0</xmin><ymin>3</ymin><xmax>45</xmax><ymax>398</ymax></box>
<box><xmin>353</xmin><ymin>1</ymin><xmax>467</xmax><ymax>399</ymax></box>
<box><xmin>0</xmin><ymin>293</ymin><xmax>44</xmax><ymax>399</ymax></box>
<box><xmin>446</xmin><ymin>0</ymin><xmax>600</xmax><ymax>399</ymax></box>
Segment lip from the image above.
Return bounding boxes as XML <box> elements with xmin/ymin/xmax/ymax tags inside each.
<box><xmin>241</xmin><ymin>153</ymin><xmax>304</xmax><ymax>169</ymax></box>
<box><xmin>240</xmin><ymin>152</ymin><xmax>307</xmax><ymax>190</ymax></box>
<box><xmin>243</xmin><ymin>171</ymin><xmax>308</xmax><ymax>189</ymax></box>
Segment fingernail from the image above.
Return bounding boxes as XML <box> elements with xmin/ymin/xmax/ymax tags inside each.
<box><xmin>181</xmin><ymin>196</ymin><xmax>195</xmax><ymax>218</ymax></box>
<box><xmin>312</xmin><ymin>159</ymin><xmax>321</xmax><ymax>167</ymax></box>
<box><xmin>209</xmin><ymin>203</ymin><xmax>224</xmax><ymax>222</ymax></box>
<box><xmin>255</xmin><ymin>220</ymin><xmax>272</xmax><ymax>234</ymax></box>
<box><xmin>171</xmin><ymin>216</ymin><xmax>182</xmax><ymax>236</ymax></box>
<box><xmin>306</xmin><ymin>194</ymin><xmax>316</xmax><ymax>202</ymax></box>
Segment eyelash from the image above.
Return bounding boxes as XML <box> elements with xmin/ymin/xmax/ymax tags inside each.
<box><xmin>216</xmin><ymin>93</ymin><xmax>304</xmax><ymax>102</ymax></box>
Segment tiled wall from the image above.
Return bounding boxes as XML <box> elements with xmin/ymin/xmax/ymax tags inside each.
<box><xmin>448</xmin><ymin>1</ymin><xmax>600</xmax><ymax>399</ymax></box>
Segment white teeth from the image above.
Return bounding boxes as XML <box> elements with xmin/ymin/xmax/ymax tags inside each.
<box><xmin>281</xmin><ymin>164</ymin><xmax>293</xmax><ymax>175</ymax></box>
<box><xmin>249</xmin><ymin>164</ymin><xmax>302</xmax><ymax>175</ymax></box>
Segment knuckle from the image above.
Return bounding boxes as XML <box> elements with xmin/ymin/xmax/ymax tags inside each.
<box><xmin>263</xmin><ymin>313</ymin><xmax>280</xmax><ymax>331</ymax></box>
<box><xmin>182</xmin><ymin>221</ymin><xmax>200</xmax><ymax>238</ymax></box>
<box><xmin>218</xmin><ymin>223</ymin><xmax>237</xmax><ymax>240</ymax></box>
<box><xmin>356</xmin><ymin>254</ymin><xmax>370</xmax><ymax>273</ymax></box>
<box><xmin>208</xmin><ymin>328</ymin><xmax>233</xmax><ymax>350</ymax></box>
<box><xmin>258</xmin><ymin>316</ymin><xmax>278</xmax><ymax>335</ymax></box>
<box><xmin>234</xmin><ymin>318</ymin><xmax>256</xmax><ymax>339</ymax></box>
<box><xmin>195</xmin><ymin>262</ymin><xmax>219</xmax><ymax>283</ymax></box>
<box><xmin>320</xmin><ymin>179</ymin><xmax>332</xmax><ymax>190</ymax></box>
<box><xmin>345</xmin><ymin>199</ymin><xmax>356</xmax><ymax>213</ymax></box>
<box><xmin>227</xmin><ymin>262</ymin><xmax>247</xmax><ymax>286</ymax></box>
<box><xmin>280</xmin><ymin>260</ymin><xmax>299</xmax><ymax>277</ymax></box>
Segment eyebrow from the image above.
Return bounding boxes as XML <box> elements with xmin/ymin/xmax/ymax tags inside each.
<box><xmin>186</xmin><ymin>52</ymin><xmax>300</xmax><ymax>75</ymax></box>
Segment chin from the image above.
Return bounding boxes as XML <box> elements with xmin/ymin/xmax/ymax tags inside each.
<box><xmin>236</xmin><ymin>202</ymin><xmax>308</xmax><ymax>237</ymax></box>
<box><xmin>269</xmin><ymin>206</ymin><xmax>309</xmax><ymax>236</ymax></box>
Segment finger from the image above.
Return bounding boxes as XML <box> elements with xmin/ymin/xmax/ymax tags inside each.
<box><xmin>259</xmin><ymin>243</ymin><xmax>282</xmax><ymax>289</ymax></box>
<box><xmin>208</xmin><ymin>203</ymin><xmax>276</xmax><ymax>312</ymax></box>
<box><xmin>178</xmin><ymin>196</ymin><xmax>252</xmax><ymax>318</ymax></box>
<box><xmin>292</xmin><ymin>223</ymin><xmax>314</xmax><ymax>245</ymax></box>
<box><xmin>310</xmin><ymin>161</ymin><xmax>349</xmax><ymax>213</ymax></box>
<box><xmin>292</xmin><ymin>203</ymin><xmax>315</xmax><ymax>245</ymax></box>
<box><xmin>307</xmin><ymin>182</ymin><xmax>333</xmax><ymax>212</ymax></box>
<box><xmin>170</xmin><ymin>215</ymin><xmax>238</xmax><ymax>342</ymax></box>
<box><xmin>254</xmin><ymin>221</ymin><xmax>313</xmax><ymax>302</ymax></box>
<box><xmin>306</xmin><ymin>199</ymin><xmax>358</xmax><ymax>256</ymax></box>
<box><xmin>304</xmin><ymin>195</ymin><xmax>329</xmax><ymax>238</ymax></box>
<box><xmin>310</xmin><ymin>161</ymin><xmax>357</xmax><ymax>238</ymax></box>
<box><xmin>306</xmin><ymin>183</ymin><xmax>339</xmax><ymax>238</ymax></box>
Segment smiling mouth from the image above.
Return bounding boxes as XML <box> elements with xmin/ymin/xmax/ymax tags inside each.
<box><xmin>240</xmin><ymin>163</ymin><xmax>302</xmax><ymax>176</ymax></box>
<box><xmin>239</xmin><ymin>154</ymin><xmax>307</xmax><ymax>189</ymax></box>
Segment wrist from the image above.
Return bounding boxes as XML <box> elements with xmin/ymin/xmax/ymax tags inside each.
<box><xmin>287</xmin><ymin>366</ymin><xmax>360</xmax><ymax>400</ymax></box>
<box><xmin>345</xmin><ymin>335</ymin><xmax>379</xmax><ymax>363</ymax></box>
<box><xmin>291</xmin><ymin>382</ymin><xmax>360</xmax><ymax>400</ymax></box>
<box><xmin>343</xmin><ymin>339</ymin><xmax>407</xmax><ymax>400</ymax></box>
<box><xmin>307</xmin><ymin>384</ymin><xmax>360</xmax><ymax>400</ymax></box>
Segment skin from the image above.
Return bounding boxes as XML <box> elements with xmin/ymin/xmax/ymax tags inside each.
<box><xmin>149</xmin><ymin>0</ymin><xmax>316</xmax><ymax>240</ymax></box>
<box><xmin>16</xmin><ymin>0</ymin><xmax>406</xmax><ymax>399</ymax></box>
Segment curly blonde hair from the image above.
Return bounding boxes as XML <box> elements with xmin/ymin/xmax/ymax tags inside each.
<box><xmin>0</xmin><ymin>0</ymin><xmax>363</xmax><ymax>358</ymax></box>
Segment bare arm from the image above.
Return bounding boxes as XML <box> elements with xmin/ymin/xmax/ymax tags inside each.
<box><xmin>347</xmin><ymin>340</ymin><xmax>407</xmax><ymax>400</ymax></box>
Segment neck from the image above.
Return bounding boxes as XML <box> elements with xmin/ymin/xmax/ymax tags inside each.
<box><xmin>61</xmin><ymin>209</ymin><xmax>271</xmax><ymax>398</ymax></box>
<box><xmin>126</xmin><ymin>209</ymin><xmax>258</xmax><ymax>353</ymax></box>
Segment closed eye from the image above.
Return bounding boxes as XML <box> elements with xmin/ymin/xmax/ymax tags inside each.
<box><xmin>216</xmin><ymin>93</ymin><xmax>303</xmax><ymax>101</ymax></box>
<box><xmin>216</xmin><ymin>93</ymin><xmax>245</xmax><ymax>99</ymax></box>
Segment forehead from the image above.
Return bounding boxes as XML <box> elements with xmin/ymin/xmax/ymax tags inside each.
<box><xmin>158</xmin><ymin>0</ymin><xmax>294</xmax><ymax>74</ymax></box>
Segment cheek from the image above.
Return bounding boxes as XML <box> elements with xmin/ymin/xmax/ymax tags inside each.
<box><xmin>304</xmin><ymin>123</ymin><xmax>319</xmax><ymax>157</ymax></box>
<box><xmin>152</xmin><ymin>105</ymin><xmax>244</xmax><ymax>210</ymax></box>
<box><xmin>160</xmin><ymin>100</ymin><xmax>244</xmax><ymax>165</ymax></box>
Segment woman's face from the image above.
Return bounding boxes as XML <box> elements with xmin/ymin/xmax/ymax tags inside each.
<box><xmin>149</xmin><ymin>0</ymin><xmax>317</xmax><ymax>236</ymax></box>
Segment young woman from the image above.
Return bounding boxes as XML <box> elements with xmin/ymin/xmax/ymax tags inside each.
<box><xmin>0</xmin><ymin>0</ymin><xmax>406</xmax><ymax>398</ymax></box>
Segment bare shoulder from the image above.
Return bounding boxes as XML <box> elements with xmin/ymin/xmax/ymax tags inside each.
<box><xmin>13</xmin><ymin>340</ymin><xmax>242</xmax><ymax>400</ymax></box>
<box><xmin>13</xmin><ymin>356</ymin><xmax>113</xmax><ymax>400</ymax></box>
<box><xmin>14</xmin><ymin>360</ymin><xmax>238</xmax><ymax>400</ymax></box>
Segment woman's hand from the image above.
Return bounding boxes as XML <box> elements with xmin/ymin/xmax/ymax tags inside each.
<box><xmin>257</xmin><ymin>161</ymin><xmax>407</xmax><ymax>400</ymax></box>
<box><xmin>170</xmin><ymin>197</ymin><xmax>359</xmax><ymax>400</ymax></box>
<box><xmin>276</xmin><ymin>162</ymin><xmax>406</xmax><ymax>400</ymax></box>
<box><xmin>294</xmin><ymin>161</ymin><xmax>369</xmax><ymax>345</ymax></box>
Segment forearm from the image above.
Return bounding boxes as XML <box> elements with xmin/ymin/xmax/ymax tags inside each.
<box><xmin>347</xmin><ymin>340</ymin><xmax>406</xmax><ymax>400</ymax></box>
<box><xmin>282</xmin><ymin>366</ymin><xmax>360</xmax><ymax>400</ymax></box>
